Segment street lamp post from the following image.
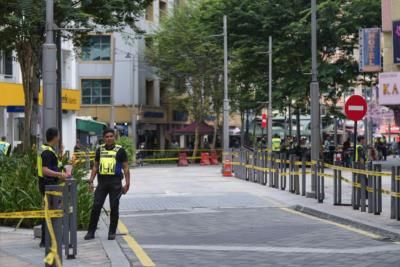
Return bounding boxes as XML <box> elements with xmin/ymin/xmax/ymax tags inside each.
<box><xmin>309</xmin><ymin>0</ymin><xmax>320</xmax><ymax>195</ymax></box>
<box><xmin>223</xmin><ymin>15</ymin><xmax>230</xmax><ymax>160</ymax></box>
<box><xmin>42</xmin><ymin>0</ymin><xmax>57</xmax><ymax>139</ymax></box>
<box><xmin>267</xmin><ymin>36</ymin><xmax>273</xmax><ymax>157</ymax></box>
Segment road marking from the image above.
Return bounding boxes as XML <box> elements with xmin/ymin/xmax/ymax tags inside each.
<box><xmin>279</xmin><ymin>207</ymin><xmax>382</xmax><ymax>239</ymax></box>
<box><xmin>348</xmin><ymin>105</ymin><xmax>364</xmax><ymax>111</ymax></box>
<box><xmin>140</xmin><ymin>244</ymin><xmax>400</xmax><ymax>254</ymax></box>
<box><xmin>117</xmin><ymin>220</ymin><xmax>156</xmax><ymax>267</ymax></box>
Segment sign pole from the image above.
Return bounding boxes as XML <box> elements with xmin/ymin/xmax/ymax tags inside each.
<box><xmin>353</xmin><ymin>120</ymin><xmax>357</xmax><ymax>164</ymax></box>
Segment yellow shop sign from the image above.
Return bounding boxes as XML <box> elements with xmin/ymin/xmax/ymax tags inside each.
<box><xmin>0</xmin><ymin>82</ymin><xmax>80</xmax><ymax>111</ymax></box>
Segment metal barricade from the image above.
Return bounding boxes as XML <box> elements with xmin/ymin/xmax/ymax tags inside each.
<box><xmin>273</xmin><ymin>153</ymin><xmax>279</xmax><ymax>188</ymax></box>
<box><xmin>316</xmin><ymin>161</ymin><xmax>324</xmax><ymax>203</ymax></box>
<box><xmin>391</xmin><ymin>166</ymin><xmax>400</xmax><ymax>220</ymax></box>
<box><xmin>333</xmin><ymin>160</ymin><xmax>341</xmax><ymax>205</ymax></box>
<box><xmin>373</xmin><ymin>164</ymin><xmax>382</xmax><ymax>215</ymax></box>
<box><xmin>301</xmin><ymin>157</ymin><xmax>306</xmax><ymax>196</ymax></box>
<box><xmin>63</xmin><ymin>179</ymin><xmax>77</xmax><ymax>259</ymax></box>
<box><xmin>280</xmin><ymin>153</ymin><xmax>287</xmax><ymax>190</ymax></box>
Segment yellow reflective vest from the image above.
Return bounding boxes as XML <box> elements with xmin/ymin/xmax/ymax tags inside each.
<box><xmin>355</xmin><ymin>144</ymin><xmax>366</xmax><ymax>163</ymax></box>
<box><xmin>99</xmin><ymin>144</ymin><xmax>122</xmax><ymax>175</ymax></box>
<box><xmin>272</xmin><ymin>138</ymin><xmax>281</xmax><ymax>152</ymax></box>
<box><xmin>37</xmin><ymin>144</ymin><xmax>62</xmax><ymax>177</ymax></box>
<box><xmin>0</xmin><ymin>141</ymin><xmax>10</xmax><ymax>156</ymax></box>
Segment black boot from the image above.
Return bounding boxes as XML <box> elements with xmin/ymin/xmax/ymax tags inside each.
<box><xmin>84</xmin><ymin>232</ymin><xmax>95</xmax><ymax>240</ymax></box>
<box><xmin>108</xmin><ymin>233</ymin><xmax>116</xmax><ymax>240</ymax></box>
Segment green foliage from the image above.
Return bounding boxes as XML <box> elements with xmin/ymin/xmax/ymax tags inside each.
<box><xmin>0</xmin><ymin>151</ymin><xmax>42</xmax><ymax>227</ymax></box>
<box><xmin>0</xmin><ymin>0</ymin><xmax>151</xmax><ymax>151</ymax></box>
<box><xmin>116</xmin><ymin>136</ymin><xmax>135</xmax><ymax>164</ymax></box>
<box><xmin>0</xmin><ymin>152</ymin><xmax>92</xmax><ymax>230</ymax></box>
<box><xmin>189</xmin><ymin>0</ymin><xmax>381</xmax><ymax>116</ymax></box>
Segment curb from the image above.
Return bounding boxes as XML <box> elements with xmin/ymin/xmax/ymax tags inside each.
<box><xmin>291</xmin><ymin>205</ymin><xmax>400</xmax><ymax>242</ymax></box>
<box><xmin>100</xmin><ymin>214</ymin><xmax>131</xmax><ymax>267</ymax></box>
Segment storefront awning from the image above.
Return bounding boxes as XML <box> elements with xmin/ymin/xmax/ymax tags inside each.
<box><xmin>76</xmin><ymin>118</ymin><xmax>106</xmax><ymax>136</ymax></box>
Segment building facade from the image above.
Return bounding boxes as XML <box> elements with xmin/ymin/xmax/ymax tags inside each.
<box><xmin>77</xmin><ymin>0</ymin><xmax>188</xmax><ymax>150</ymax></box>
<box><xmin>0</xmin><ymin>39</ymin><xmax>80</xmax><ymax>153</ymax></box>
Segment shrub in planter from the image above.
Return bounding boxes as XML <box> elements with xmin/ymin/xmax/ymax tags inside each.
<box><xmin>0</xmin><ymin>151</ymin><xmax>93</xmax><ymax>230</ymax></box>
<box><xmin>116</xmin><ymin>136</ymin><xmax>135</xmax><ymax>164</ymax></box>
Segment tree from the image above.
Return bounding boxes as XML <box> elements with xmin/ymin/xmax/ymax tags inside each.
<box><xmin>195</xmin><ymin>0</ymin><xmax>381</xmax><ymax>144</ymax></box>
<box><xmin>147</xmin><ymin>3</ymin><xmax>224</xmax><ymax>156</ymax></box>
<box><xmin>0</xmin><ymin>0</ymin><xmax>150</xmax><ymax>151</ymax></box>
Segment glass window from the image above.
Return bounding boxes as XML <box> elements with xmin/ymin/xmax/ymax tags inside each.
<box><xmin>81</xmin><ymin>35</ymin><xmax>111</xmax><ymax>61</ymax></box>
<box><xmin>81</xmin><ymin>79</ymin><xmax>111</xmax><ymax>105</ymax></box>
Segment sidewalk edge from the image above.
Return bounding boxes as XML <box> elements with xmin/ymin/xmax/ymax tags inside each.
<box><xmin>291</xmin><ymin>205</ymin><xmax>400</xmax><ymax>242</ymax></box>
<box><xmin>99</xmin><ymin>214</ymin><xmax>131</xmax><ymax>267</ymax></box>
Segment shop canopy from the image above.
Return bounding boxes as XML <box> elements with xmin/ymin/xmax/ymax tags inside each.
<box><xmin>173</xmin><ymin>121</ymin><xmax>214</xmax><ymax>135</ymax></box>
<box><xmin>76</xmin><ymin>118</ymin><xmax>107</xmax><ymax>136</ymax></box>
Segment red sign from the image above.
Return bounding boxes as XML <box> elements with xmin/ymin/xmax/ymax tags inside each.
<box><xmin>344</xmin><ymin>95</ymin><xmax>367</xmax><ymax>121</ymax></box>
<box><xmin>261</xmin><ymin>113</ymin><xmax>267</xmax><ymax>128</ymax></box>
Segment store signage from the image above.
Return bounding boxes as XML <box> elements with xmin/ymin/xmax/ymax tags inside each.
<box><xmin>359</xmin><ymin>28</ymin><xmax>381</xmax><ymax>72</ymax></box>
<box><xmin>393</xmin><ymin>20</ymin><xmax>400</xmax><ymax>64</ymax></box>
<box><xmin>379</xmin><ymin>72</ymin><xmax>400</xmax><ymax>105</ymax></box>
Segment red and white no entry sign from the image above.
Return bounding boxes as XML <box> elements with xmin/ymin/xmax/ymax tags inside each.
<box><xmin>344</xmin><ymin>95</ymin><xmax>367</xmax><ymax>121</ymax></box>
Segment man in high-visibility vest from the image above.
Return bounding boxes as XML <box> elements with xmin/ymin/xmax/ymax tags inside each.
<box><xmin>272</xmin><ymin>134</ymin><xmax>281</xmax><ymax>153</ymax></box>
<box><xmin>37</xmin><ymin>128</ymin><xmax>68</xmax><ymax>247</ymax></box>
<box><xmin>355</xmin><ymin>135</ymin><xmax>366</xmax><ymax>164</ymax></box>
<box><xmin>0</xmin><ymin>136</ymin><xmax>11</xmax><ymax>156</ymax></box>
<box><xmin>85</xmin><ymin>128</ymin><xmax>130</xmax><ymax>241</ymax></box>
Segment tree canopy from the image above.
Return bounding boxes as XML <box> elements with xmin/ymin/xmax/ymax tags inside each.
<box><xmin>0</xmin><ymin>0</ymin><xmax>150</xmax><ymax>150</ymax></box>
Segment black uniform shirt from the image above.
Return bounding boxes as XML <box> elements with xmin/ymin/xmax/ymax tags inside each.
<box><xmin>41</xmin><ymin>144</ymin><xmax>60</xmax><ymax>181</ymax></box>
<box><xmin>95</xmin><ymin>144</ymin><xmax>128</xmax><ymax>182</ymax></box>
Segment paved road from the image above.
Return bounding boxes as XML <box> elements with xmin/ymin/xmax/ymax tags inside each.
<box><xmin>116</xmin><ymin>166</ymin><xmax>400</xmax><ymax>267</ymax></box>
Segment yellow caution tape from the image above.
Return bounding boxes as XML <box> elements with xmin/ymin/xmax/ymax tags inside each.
<box><xmin>0</xmin><ymin>210</ymin><xmax>63</xmax><ymax>219</ymax></box>
<box><xmin>0</xmin><ymin>191</ymin><xmax>63</xmax><ymax>267</ymax></box>
<box><xmin>43</xmin><ymin>191</ymin><xmax>62</xmax><ymax>267</ymax></box>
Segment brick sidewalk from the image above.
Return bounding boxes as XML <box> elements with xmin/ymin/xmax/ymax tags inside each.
<box><xmin>0</xmin><ymin>225</ymin><xmax>111</xmax><ymax>267</ymax></box>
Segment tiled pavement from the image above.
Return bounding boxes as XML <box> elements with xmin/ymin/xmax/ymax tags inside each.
<box><xmin>0</xmin><ymin>224</ymin><xmax>111</xmax><ymax>267</ymax></box>
<box><xmin>116</xmin><ymin>165</ymin><xmax>400</xmax><ymax>267</ymax></box>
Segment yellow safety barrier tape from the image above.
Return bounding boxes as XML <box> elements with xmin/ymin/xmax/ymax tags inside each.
<box><xmin>323</xmin><ymin>163</ymin><xmax>392</xmax><ymax>177</ymax></box>
<box><xmin>391</xmin><ymin>192</ymin><xmax>400</xmax><ymax>198</ymax></box>
<box><xmin>0</xmin><ymin>210</ymin><xmax>63</xmax><ymax>219</ymax></box>
<box><xmin>43</xmin><ymin>191</ymin><xmax>62</xmax><ymax>267</ymax></box>
<box><xmin>0</xmin><ymin>191</ymin><xmax>63</xmax><ymax>267</ymax></box>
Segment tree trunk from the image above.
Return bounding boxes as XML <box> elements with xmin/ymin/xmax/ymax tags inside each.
<box><xmin>192</xmin><ymin>125</ymin><xmax>199</xmax><ymax>158</ymax></box>
<box><xmin>211</xmin><ymin>112</ymin><xmax>219</xmax><ymax>149</ymax></box>
<box><xmin>240</xmin><ymin>111</ymin><xmax>245</xmax><ymax>147</ymax></box>
<box><xmin>16</xmin><ymin>41</ymin><xmax>40</xmax><ymax>152</ymax></box>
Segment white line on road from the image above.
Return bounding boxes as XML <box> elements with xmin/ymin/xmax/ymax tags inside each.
<box><xmin>141</xmin><ymin>244</ymin><xmax>400</xmax><ymax>254</ymax></box>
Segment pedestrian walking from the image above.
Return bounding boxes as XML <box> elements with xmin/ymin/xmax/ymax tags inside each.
<box><xmin>37</xmin><ymin>128</ymin><xmax>68</xmax><ymax>247</ymax></box>
<box><xmin>85</xmin><ymin>128</ymin><xmax>130</xmax><ymax>240</ymax></box>
<box><xmin>0</xmin><ymin>136</ymin><xmax>11</xmax><ymax>156</ymax></box>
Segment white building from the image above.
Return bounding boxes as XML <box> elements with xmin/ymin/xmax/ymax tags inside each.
<box><xmin>77</xmin><ymin>0</ymin><xmax>188</xmax><ymax>149</ymax></box>
<box><xmin>0</xmin><ymin>39</ymin><xmax>80</xmax><ymax>153</ymax></box>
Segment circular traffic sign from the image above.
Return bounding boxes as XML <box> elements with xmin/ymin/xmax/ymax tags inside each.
<box><xmin>344</xmin><ymin>95</ymin><xmax>367</xmax><ymax>121</ymax></box>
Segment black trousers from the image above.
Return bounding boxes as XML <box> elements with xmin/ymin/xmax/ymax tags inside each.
<box><xmin>87</xmin><ymin>180</ymin><xmax>122</xmax><ymax>235</ymax></box>
<box><xmin>38</xmin><ymin>177</ymin><xmax>59</xmax><ymax>244</ymax></box>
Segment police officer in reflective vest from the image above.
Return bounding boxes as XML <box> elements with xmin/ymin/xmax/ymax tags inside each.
<box><xmin>272</xmin><ymin>134</ymin><xmax>281</xmax><ymax>153</ymax></box>
<box><xmin>85</xmin><ymin>128</ymin><xmax>130</xmax><ymax>240</ymax></box>
<box><xmin>355</xmin><ymin>135</ymin><xmax>366</xmax><ymax>164</ymax></box>
<box><xmin>37</xmin><ymin>128</ymin><xmax>68</xmax><ymax>247</ymax></box>
<box><xmin>0</xmin><ymin>136</ymin><xmax>11</xmax><ymax>156</ymax></box>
